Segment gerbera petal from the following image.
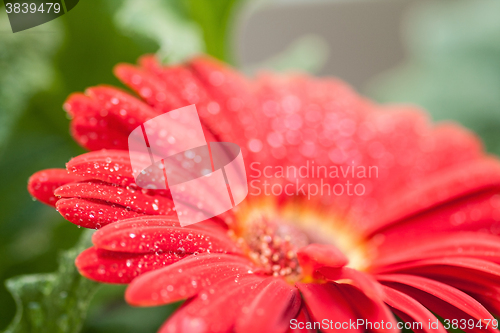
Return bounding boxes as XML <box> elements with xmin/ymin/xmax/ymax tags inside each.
<box><xmin>381</xmin><ymin>285</ymin><xmax>447</xmax><ymax>333</ymax></box>
<box><xmin>337</xmin><ymin>284</ymin><xmax>397</xmax><ymax>333</ymax></box>
<box><xmin>95</xmin><ymin>215</ymin><xmax>227</xmax><ymax>232</ymax></box>
<box><xmin>92</xmin><ymin>221</ymin><xmax>240</xmax><ymax>254</ymax></box>
<box><xmin>418</xmin><ymin>276</ymin><xmax>500</xmax><ymax>316</ymax></box>
<box><xmin>28</xmin><ymin>168</ymin><xmax>87</xmax><ymax>207</ymax></box>
<box><xmin>137</xmin><ymin>56</ymin><xmax>212</xmax><ymax>110</ymax></box>
<box><xmin>64</xmin><ymin>149</ymin><xmax>231</xmax><ymax>219</ymax></box>
<box><xmin>374</xmin><ymin>256</ymin><xmax>500</xmax><ymax>280</ymax></box>
<box><xmin>75</xmin><ymin>247</ymin><xmax>187</xmax><ymax>283</ymax></box>
<box><xmin>65</xmin><ymin>149</ymin><xmax>138</xmax><ymax>187</ymax></box>
<box><xmin>297</xmin><ymin>244</ymin><xmax>348</xmax><ymax>276</ymax></box>
<box><xmin>54</xmin><ymin>181</ymin><xmax>176</xmax><ymax>215</ymax></box>
<box><xmin>366</xmin><ymin>158</ymin><xmax>500</xmax><ymax>235</ymax></box>
<box><xmin>318</xmin><ymin>267</ymin><xmax>384</xmax><ymax>302</ymax></box>
<box><xmin>126</xmin><ymin>253</ymin><xmax>255</xmax><ymax>306</ymax></box>
<box><xmin>297</xmin><ymin>282</ymin><xmax>360</xmax><ymax>333</ymax></box>
<box><xmin>158</xmin><ymin>274</ymin><xmax>264</xmax><ymax>333</ymax></box>
<box><xmin>65</xmin><ymin>86</ymin><xmax>161</xmax><ymax>150</ymax></box>
<box><xmin>371</xmin><ymin>232</ymin><xmax>500</xmax><ymax>268</ymax></box>
<box><xmin>138</xmin><ymin>56</ymin><xmax>254</xmax><ymax>149</ymax></box>
<box><xmin>372</xmin><ymin>189</ymin><xmax>500</xmax><ymax>253</ymax></box>
<box><xmin>287</xmin><ymin>307</ymin><xmax>315</xmax><ymax>333</ymax></box>
<box><xmin>235</xmin><ymin>277</ymin><xmax>301</xmax><ymax>333</ymax></box>
<box><xmin>113</xmin><ymin>63</ymin><xmax>183</xmax><ymax>112</ymax></box>
<box><xmin>375</xmin><ymin>257</ymin><xmax>500</xmax><ymax>313</ymax></box>
<box><xmin>56</xmin><ymin>197</ymin><xmax>143</xmax><ymax>228</ymax></box>
<box><xmin>378</xmin><ymin>274</ymin><xmax>495</xmax><ymax>332</ymax></box>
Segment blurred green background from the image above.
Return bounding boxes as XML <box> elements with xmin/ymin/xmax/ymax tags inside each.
<box><xmin>0</xmin><ymin>0</ymin><xmax>499</xmax><ymax>332</ymax></box>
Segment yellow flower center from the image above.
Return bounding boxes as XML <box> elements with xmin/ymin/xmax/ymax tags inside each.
<box><xmin>228</xmin><ymin>197</ymin><xmax>370</xmax><ymax>282</ymax></box>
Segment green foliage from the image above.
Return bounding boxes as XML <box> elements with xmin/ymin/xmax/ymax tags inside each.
<box><xmin>0</xmin><ymin>0</ymin><xmax>245</xmax><ymax>332</ymax></box>
<box><xmin>112</xmin><ymin>0</ymin><xmax>204</xmax><ymax>63</ymax></box>
<box><xmin>182</xmin><ymin>0</ymin><xmax>243</xmax><ymax>63</ymax></box>
<box><xmin>108</xmin><ymin>0</ymin><xmax>245</xmax><ymax>63</ymax></box>
<box><xmin>3</xmin><ymin>230</ymin><xmax>98</xmax><ymax>333</ymax></box>
<box><xmin>0</xmin><ymin>0</ymin><xmax>155</xmax><ymax>330</ymax></box>
<box><xmin>367</xmin><ymin>0</ymin><xmax>500</xmax><ymax>155</ymax></box>
<box><xmin>0</xmin><ymin>12</ymin><xmax>62</xmax><ymax>155</ymax></box>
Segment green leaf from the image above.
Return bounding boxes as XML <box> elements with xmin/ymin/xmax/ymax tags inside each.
<box><xmin>110</xmin><ymin>0</ymin><xmax>204</xmax><ymax>63</ymax></box>
<box><xmin>0</xmin><ymin>12</ymin><xmax>62</xmax><ymax>155</ymax></box>
<box><xmin>3</xmin><ymin>230</ymin><xmax>99</xmax><ymax>333</ymax></box>
<box><xmin>182</xmin><ymin>0</ymin><xmax>244</xmax><ymax>63</ymax></box>
<box><xmin>107</xmin><ymin>0</ymin><xmax>245</xmax><ymax>64</ymax></box>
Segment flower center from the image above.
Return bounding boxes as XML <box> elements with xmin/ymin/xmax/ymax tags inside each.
<box><xmin>238</xmin><ymin>215</ymin><xmax>307</xmax><ymax>278</ymax></box>
<box><xmin>229</xmin><ymin>198</ymin><xmax>368</xmax><ymax>282</ymax></box>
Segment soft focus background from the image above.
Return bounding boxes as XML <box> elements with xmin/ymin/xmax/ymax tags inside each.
<box><xmin>0</xmin><ymin>0</ymin><xmax>499</xmax><ymax>332</ymax></box>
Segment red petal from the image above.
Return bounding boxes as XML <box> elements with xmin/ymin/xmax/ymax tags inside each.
<box><xmin>382</xmin><ymin>285</ymin><xmax>447</xmax><ymax>333</ymax></box>
<box><xmin>65</xmin><ymin>86</ymin><xmax>161</xmax><ymax>150</ymax></box>
<box><xmin>377</xmin><ymin>274</ymin><xmax>495</xmax><ymax>332</ymax></box>
<box><xmin>93</xmin><ymin>215</ymin><xmax>227</xmax><ymax>232</ymax></box>
<box><xmin>235</xmin><ymin>277</ymin><xmax>301</xmax><ymax>333</ymax></box>
<box><xmin>92</xmin><ymin>220</ymin><xmax>240</xmax><ymax>254</ymax></box>
<box><xmin>54</xmin><ymin>181</ymin><xmax>176</xmax><ymax>215</ymax></box>
<box><xmin>126</xmin><ymin>253</ymin><xmax>254</xmax><ymax>306</ymax></box>
<box><xmin>56</xmin><ymin>198</ymin><xmax>143</xmax><ymax>228</ymax></box>
<box><xmin>287</xmin><ymin>307</ymin><xmax>315</xmax><ymax>333</ymax></box>
<box><xmin>75</xmin><ymin>247</ymin><xmax>187</xmax><ymax>283</ymax></box>
<box><xmin>337</xmin><ymin>284</ymin><xmax>397</xmax><ymax>333</ymax></box>
<box><xmin>366</xmin><ymin>158</ymin><xmax>500</xmax><ymax>235</ymax></box>
<box><xmin>318</xmin><ymin>267</ymin><xmax>384</xmax><ymax>302</ymax></box>
<box><xmin>113</xmin><ymin>64</ymin><xmax>183</xmax><ymax>112</ymax></box>
<box><xmin>372</xmin><ymin>189</ymin><xmax>500</xmax><ymax>252</ymax></box>
<box><xmin>435</xmin><ymin>278</ymin><xmax>500</xmax><ymax>316</ymax></box>
<box><xmin>297</xmin><ymin>282</ymin><xmax>360</xmax><ymax>333</ymax></box>
<box><xmin>374</xmin><ymin>257</ymin><xmax>500</xmax><ymax>313</ymax></box>
<box><xmin>28</xmin><ymin>169</ymin><xmax>87</xmax><ymax>207</ymax></box>
<box><xmin>66</xmin><ymin>150</ymin><xmax>138</xmax><ymax>188</ymax></box>
<box><xmin>158</xmin><ymin>274</ymin><xmax>264</xmax><ymax>333</ymax></box>
<box><xmin>138</xmin><ymin>56</ymin><xmax>212</xmax><ymax>107</ymax></box>
<box><xmin>373</xmin><ymin>256</ymin><xmax>500</xmax><ymax>280</ymax></box>
<box><xmin>371</xmin><ymin>232</ymin><xmax>500</xmax><ymax>268</ymax></box>
<box><xmin>139</xmin><ymin>55</ymin><xmax>258</xmax><ymax>157</ymax></box>
<box><xmin>297</xmin><ymin>244</ymin><xmax>348</xmax><ymax>276</ymax></box>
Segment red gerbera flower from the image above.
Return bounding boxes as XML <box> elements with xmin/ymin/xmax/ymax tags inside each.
<box><xmin>28</xmin><ymin>55</ymin><xmax>500</xmax><ymax>333</ymax></box>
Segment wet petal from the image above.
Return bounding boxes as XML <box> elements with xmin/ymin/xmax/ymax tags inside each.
<box><xmin>158</xmin><ymin>274</ymin><xmax>264</xmax><ymax>333</ymax></box>
<box><xmin>28</xmin><ymin>169</ymin><xmax>87</xmax><ymax>207</ymax></box>
<box><xmin>126</xmin><ymin>253</ymin><xmax>255</xmax><ymax>306</ymax></box>
<box><xmin>371</xmin><ymin>232</ymin><xmax>500</xmax><ymax>268</ymax></box>
<box><xmin>113</xmin><ymin>64</ymin><xmax>183</xmax><ymax>112</ymax></box>
<box><xmin>66</xmin><ymin>150</ymin><xmax>138</xmax><ymax>188</ymax></box>
<box><xmin>297</xmin><ymin>282</ymin><xmax>360</xmax><ymax>333</ymax></box>
<box><xmin>65</xmin><ymin>86</ymin><xmax>161</xmax><ymax>150</ymax></box>
<box><xmin>56</xmin><ymin>197</ymin><xmax>143</xmax><ymax>228</ymax></box>
<box><xmin>235</xmin><ymin>277</ymin><xmax>301</xmax><ymax>333</ymax></box>
<box><xmin>55</xmin><ymin>181</ymin><xmax>176</xmax><ymax>215</ymax></box>
<box><xmin>367</xmin><ymin>158</ymin><xmax>500</xmax><ymax>236</ymax></box>
<box><xmin>92</xmin><ymin>222</ymin><xmax>241</xmax><ymax>254</ymax></box>
<box><xmin>75</xmin><ymin>247</ymin><xmax>187</xmax><ymax>283</ymax></box>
